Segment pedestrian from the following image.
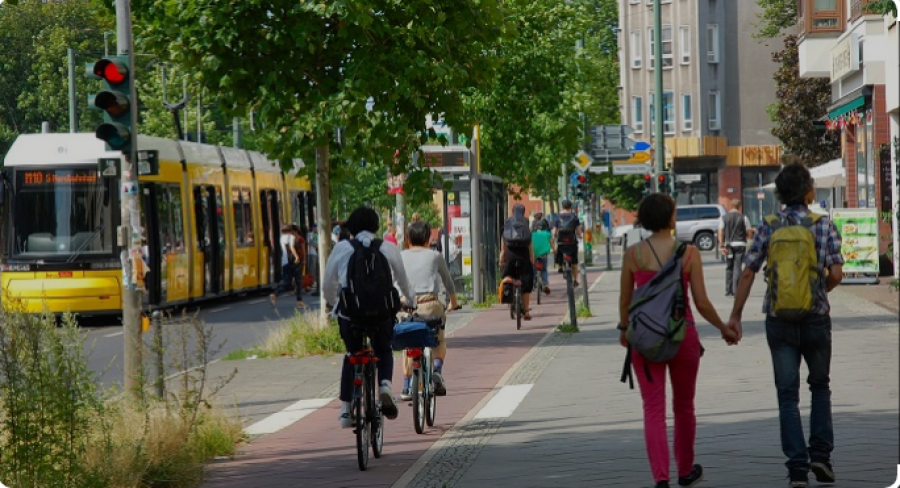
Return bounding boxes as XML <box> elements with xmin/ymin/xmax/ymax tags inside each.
<box><xmin>618</xmin><ymin>193</ymin><xmax>738</xmax><ymax>488</ymax></box>
<box><xmin>323</xmin><ymin>207</ymin><xmax>417</xmax><ymax>428</ymax></box>
<box><xmin>718</xmin><ymin>199</ymin><xmax>753</xmax><ymax>297</ymax></box>
<box><xmin>398</xmin><ymin>220</ymin><xmax>459</xmax><ymax>400</ymax></box>
<box><xmin>727</xmin><ymin>160</ymin><xmax>843</xmax><ymax>488</ymax></box>
<box><xmin>384</xmin><ymin>220</ymin><xmax>399</xmax><ymax>245</ymax></box>
<box><xmin>270</xmin><ymin>224</ymin><xmax>306</xmax><ymax>308</ymax></box>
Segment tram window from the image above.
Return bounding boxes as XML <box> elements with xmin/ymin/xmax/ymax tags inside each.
<box><xmin>241</xmin><ymin>188</ymin><xmax>254</xmax><ymax>245</ymax></box>
<box><xmin>159</xmin><ymin>185</ymin><xmax>185</xmax><ymax>253</ymax></box>
<box><xmin>232</xmin><ymin>188</ymin><xmax>246</xmax><ymax>246</ymax></box>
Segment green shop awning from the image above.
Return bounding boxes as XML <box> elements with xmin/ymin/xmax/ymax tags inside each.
<box><xmin>827</xmin><ymin>96</ymin><xmax>865</xmax><ymax>120</ymax></box>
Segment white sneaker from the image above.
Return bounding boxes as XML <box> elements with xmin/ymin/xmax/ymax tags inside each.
<box><xmin>380</xmin><ymin>380</ymin><xmax>398</xmax><ymax>419</ymax></box>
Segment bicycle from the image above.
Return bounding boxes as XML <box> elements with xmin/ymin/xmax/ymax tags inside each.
<box><xmin>347</xmin><ymin>325</ymin><xmax>384</xmax><ymax>471</ymax></box>
<box><xmin>404</xmin><ymin>315</ymin><xmax>443</xmax><ymax>434</ymax></box>
<box><xmin>533</xmin><ymin>257</ymin><xmax>546</xmax><ymax>305</ymax></box>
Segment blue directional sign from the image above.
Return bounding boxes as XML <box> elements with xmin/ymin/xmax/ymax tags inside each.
<box><xmin>570</xmin><ymin>172</ymin><xmax>581</xmax><ymax>185</ymax></box>
<box><xmin>632</xmin><ymin>141</ymin><xmax>652</xmax><ymax>152</ymax></box>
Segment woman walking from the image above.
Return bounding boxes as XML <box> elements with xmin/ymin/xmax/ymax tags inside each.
<box><xmin>618</xmin><ymin>194</ymin><xmax>739</xmax><ymax>488</ymax></box>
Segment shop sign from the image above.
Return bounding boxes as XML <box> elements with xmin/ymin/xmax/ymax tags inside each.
<box><xmin>831</xmin><ymin>208</ymin><xmax>879</xmax><ymax>274</ymax></box>
<box><xmin>831</xmin><ymin>33</ymin><xmax>859</xmax><ymax>80</ymax></box>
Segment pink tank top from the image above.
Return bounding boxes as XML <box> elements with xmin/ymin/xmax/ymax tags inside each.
<box><xmin>632</xmin><ymin>243</ymin><xmax>695</xmax><ymax>324</ymax></box>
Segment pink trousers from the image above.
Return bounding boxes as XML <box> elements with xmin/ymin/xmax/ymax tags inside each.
<box><xmin>631</xmin><ymin>325</ymin><xmax>702</xmax><ymax>483</ymax></box>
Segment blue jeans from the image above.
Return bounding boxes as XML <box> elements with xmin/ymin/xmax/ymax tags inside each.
<box><xmin>765</xmin><ymin>314</ymin><xmax>834</xmax><ymax>471</ymax></box>
<box><xmin>535</xmin><ymin>255</ymin><xmax>549</xmax><ymax>285</ymax></box>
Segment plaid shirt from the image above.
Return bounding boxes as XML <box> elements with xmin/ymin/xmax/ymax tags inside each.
<box><xmin>743</xmin><ymin>205</ymin><xmax>844</xmax><ymax>316</ymax></box>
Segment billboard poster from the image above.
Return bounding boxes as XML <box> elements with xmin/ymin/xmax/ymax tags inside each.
<box><xmin>830</xmin><ymin>208</ymin><xmax>879</xmax><ymax>274</ymax></box>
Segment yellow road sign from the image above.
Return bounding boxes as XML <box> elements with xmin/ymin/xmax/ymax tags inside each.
<box><xmin>624</xmin><ymin>151</ymin><xmax>652</xmax><ymax>163</ymax></box>
<box><xmin>572</xmin><ymin>150</ymin><xmax>594</xmax><ymax>172</ymax></box>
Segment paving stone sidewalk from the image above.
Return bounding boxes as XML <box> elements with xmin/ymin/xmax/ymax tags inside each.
<box><xmin>402</xmin><ymin>256</ymin><xmax>899</xmax><ymax>488</ymax></box>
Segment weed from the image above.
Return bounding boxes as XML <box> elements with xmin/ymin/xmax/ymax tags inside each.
<box><xmin>890</xmin><ymin>279</ymin><xmax>899</xmax><ymax>292</ymax></box>
<box><xmin>472</xmin><ymin>293</ymin><xmax>499</xmax><ymax>309</ymax></box>
<box><xmin>557</xmin><ymin>323</ymin><xmax>580</xmax><ymax>333</ymax></box>
<box><xmin>223</xmin><ymin>348</ymin><xmax>265</xmax><ymax>361</ymax></box>
<box><xmin>576</xmin><ymin>299</ymin><xmax>593</xmax><ymax>318</ymax></box>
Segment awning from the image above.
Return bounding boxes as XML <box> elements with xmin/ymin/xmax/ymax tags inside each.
<box><xmin>827</xmin><ymin>86</ymin><xmax>873</xmax><ymax>119</ymax></box>
<box><xmin>763</xmin><ymin>158</ymin><xmax>845</xmax><ymax>189</ymax></box>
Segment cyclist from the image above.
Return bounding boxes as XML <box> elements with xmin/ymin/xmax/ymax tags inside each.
<box><xmin>553</xmin><ymin>199</ymin><xmax>583</xmax><ymax>288</ymax></box>
<box><xmin>500</xmin><ymin>203</ymin><xmax>535</xmax><ymax>320</ymax></box>
<box><xmin>532</xmin><ymin>220</ymin><xmax>554</xmax><ymax>295</ymax></box>
<box><xmin>399</xmin><ymin>220</ymin><xmax>459</xmax><ymax>400</ymax></box>
<box><xmin>531</xmin><ymin>211</ymin><xmax>549</xmax><ymax>232</ymax></box>
<box><xmin>323</xmin><ymin>207</ymin><xmax>417</xmax><ymax>429</ymax></box>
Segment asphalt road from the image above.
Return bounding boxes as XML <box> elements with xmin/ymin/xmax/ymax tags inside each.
<box><xmin>81</xmin><ymin>289</ymin><xmax>323</xmax><ymax>388</ymax></box>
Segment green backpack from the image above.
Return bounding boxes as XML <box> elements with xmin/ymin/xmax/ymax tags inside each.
<box><xmin>764</xmin><ymin>213</ymin><xmax>823</xmax><ymax>321</ymax></box>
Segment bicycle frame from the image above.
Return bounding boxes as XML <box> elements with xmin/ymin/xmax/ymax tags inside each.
<box><xmin>348</xmin><ymin>330</ymin><xmax>383</xmax><ymax>470</ymax></box>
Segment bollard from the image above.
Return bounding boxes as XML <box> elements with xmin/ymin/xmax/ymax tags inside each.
<box><xmin>566</xmin><ymin>268</ymin><xmax>578</xmax><ymax>331</ymax></box>
<box><xmin>605</xmin><ymin>231</ymin><xmax>612</xmax><ymax>270</ymax></box>
<box><xmin>579</xmin><ymin>265</ymin><xmax>590</xmax><ymax>313</ymax></box>
<box><xmin>152</xmin><ymin>310</ymin><xmax>165</xmax><ymax>398</ymax></box>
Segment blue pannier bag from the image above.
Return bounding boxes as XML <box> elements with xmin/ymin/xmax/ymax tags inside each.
<box><xmin>392</xmin><ymin>320</ymin><xmax>438</xmax><ymax>351</ymax></box>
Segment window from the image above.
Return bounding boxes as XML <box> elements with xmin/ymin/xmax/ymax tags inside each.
<box><xmin>663</xmin><ymin>92</ymin><xmax>675</xmax><ymax>134</ymax></box>
<box><xmin>799</xmin><ymin>0</ymin><xmax>844</xmax><ymax>34</ymax></box>
<box><xmin>682</xmin><ymin>93</ymin><xmax>693</xmax><ymax>131</ymax></box>
<box><xmin>630</xmin><ymin>30</ymin><xmax>642</xmax><ymax>68</ymax></box>
<box><xmin>231</xmin><ymin>187</ymin><xmax>254</xmax><ymax>247</ymax></box>
<box><xmin>707</xmin><ymin>24</ymin><xmax>719</xmax><ymax>63</ymax></box>
<box><xmin>633</xmin><ymin>97</ymin><xmax>644</xmax><ymax>133</ymax></box>
<box><xmin>708</xmin><ymin>91</ymin><xmax>721</xmax><ymax>130</ymax></box>
<box><xmin>649</xmin><ymin>92</ymin><xmax>655</xmax><ymax>135</ymax></box>
<box><xmin>676</xmin><ymin>208</ymin><xmax>697</xmax><ymax>221</ymax></box>
<box><xmin>648</xmin><ymin>26</ymin><xmax>674</xmax><ymax>69</ymax></box>
<box><xmin>679</xmin><ymin>26</ymin><xmax>691</xmax><ymax>64</ymax></box>
<box><xmin>696</xmin><ymin>206</ymin><xmax>722</xmax><ymax>220</ymax></box>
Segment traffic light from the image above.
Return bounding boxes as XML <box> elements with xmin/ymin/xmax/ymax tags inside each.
<box><xmin>575</xmin><ymin>174</ymin><xmax>587</xmax><ymax>200</ymax></box>
<box><xmin>657</xmin><ymin>174</ymin><xmax>668</xmax><ymax>194</ymax></box>
<box><xmin>642</xmin><ymin>173</ymin><xmax>652</xmax><ymax>197</ymax></box>
<box><xmin>87</xmin><ymin>56</ymin><xmax>133</xmax><ymax>153</ymax></box>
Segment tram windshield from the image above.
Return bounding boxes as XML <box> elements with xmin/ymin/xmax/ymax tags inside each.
<box><xmin>10</xmin><ymin>167</ymin><xmax>114</xmax><ymax>260</ymax></box>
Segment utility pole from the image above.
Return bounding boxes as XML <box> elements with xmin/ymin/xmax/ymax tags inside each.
<box><xmin>68</xmin><ymin>48</ymin><xmax>77</xmax><ymax>133</ymax></box>
<box><xmin>470</xmin><ymin>126</ymin><xmax>484</xmax><ymax>303</ymax></box>
<box><xmin>653</xmin><ymin>0</ymin><xmax>664</xmax><ymax>191</ymax></box>
<box><xmin>116</xmin><ymin>0</ymin><xmax>142</xmax><ymax>396</ymax></box>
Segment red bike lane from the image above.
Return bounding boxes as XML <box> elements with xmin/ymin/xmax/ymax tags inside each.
<box><xmin>203</xmin><ymin>271</ymin><xmax>593</xmax><ymax>488</ymax></box>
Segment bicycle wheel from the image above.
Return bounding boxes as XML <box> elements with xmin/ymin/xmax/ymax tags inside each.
<box><xmin>515</xmin><ymin>286</ymin><xmax>522</xmax><ymax>330</ymax></box>
<box><xmin>411</xmin><ymin>370</ymin><xmax>425</xmax><ymax>434</ymax></box>
<box><xmin>354</xmin><ymin>393</ymin><xmax>369</xmax><ymax>471</ymax></box>
<box><xmin>425</xmin><ymin>352</ymin><xmax>436</xmax><ymax>427</ymax></box>
<box><xmin>370</xmin><ymin>365</ymin><xmax>384</xmax><ymax>458</ymax></box>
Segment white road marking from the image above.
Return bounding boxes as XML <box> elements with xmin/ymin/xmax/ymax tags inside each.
<box><xmin>248</xmin><ymin>298</ymin><xmax>267</xmax><ymax>304</ymax></box>
<box><xmin>588</xmin><ymin>271</ymin><xmax>607</xmax><ymax>292</ymax></box>
<box><xmin>103</xmin><ymin>331</ymin><xmax>123</xmax><ymax>338</ymax></box>
<box><xmin>208</xmin><ymin>306</ymin><xmax>231</xmax><ymax>313</ymax></box>
<box><xmin>473</xmin><ymin>384</ymin><xmax>534</xmax><ymax>419</ymax></box>
<box><xmin>244</xmin><ymin>398</ymin><xmax>334</xmax><ymax>436</ymax></box>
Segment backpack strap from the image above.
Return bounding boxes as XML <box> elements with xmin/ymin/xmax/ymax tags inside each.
<box><xmin>620</xmin><ymin>344</ymin><xmax>635</xmax><ymax>389</ymax></box>
<box><xmin>764</xmin><ymin>215</ymin><xmax>781</xmax><ymax>231</ymax></box>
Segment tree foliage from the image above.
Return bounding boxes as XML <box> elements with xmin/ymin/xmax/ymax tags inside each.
<box><xmin>133</xmin><ymin>0</ymin><xmax>508</xmax><ymax>176</ymax></box>
<box><xmin>771</xmin><ymin>35</ymin><xmax>840</xmax><ymax>165</ymax></box>
<box><xmin>753</xmin><ymin>0</ymin><xmax>796</xmax><ymax>39</ymax></box>
<box><xmin>466</xmin><ymin>0</ymin><xmax>619</xmax><ymax>200</ymax></box>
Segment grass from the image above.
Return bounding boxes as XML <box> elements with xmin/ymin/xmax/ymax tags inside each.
<box><xmin>472</xmin><ymin>293</ymin><xmax>499</xmax><ymax>309</ymax></box>
<box><xmin>226</xmin><ymin>310</ymin><xmax>344</xmax><ymax>360</ymax></box>
<box><xmin>82</xmin><ymin>399</ymin><xmax>244</xmax><ymax>487</ymax></box>
<box><xmin>890</xmin><ymin>279</ymin><xmax>899</xmax><ymax>292</ymax></box>
<box><xmin>557</xmin><ymin>323</ymin><xmax>580</xmax><ymax>333</ymax></box>
<box><xmin>576</xmin><ymin>299</ymin><xmax>593</xmax><ymax>318</ymax></box>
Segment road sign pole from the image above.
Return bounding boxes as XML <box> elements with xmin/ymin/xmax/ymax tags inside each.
<box><xmin>653</xmin><ymin>0</ymin><xmax>665</xmax><ymax>191</ymax></box>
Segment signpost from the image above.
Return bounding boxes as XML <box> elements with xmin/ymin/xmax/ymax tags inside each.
<box><xmin>589</xmin><ymin>125</ymin><xmax>635</xmax><ymax>162</ymax></box>
<box><xmin>571</xmin><ymin>150</ymin><xmax>594</xmax><ymax>173</ymax></box>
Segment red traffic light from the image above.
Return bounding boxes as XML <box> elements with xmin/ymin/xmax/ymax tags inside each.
<box><xmin>643</xmin><ymin>173</ymin><xmax>651</xmax><ymax>181</ymax></box>
<box><xmin>93</xmin><ymin>59</ymin><xmax>128</xmax><ymax>85</ymax></box>
<box><xmin>658</xmin><ymin>175</ymin><xmax>666</xmax><ymax>183</ymax></box>
<box><xmin>577</xmin><ymin>175</ymin><xmax>586</xmax><ymax>183</ymax></box>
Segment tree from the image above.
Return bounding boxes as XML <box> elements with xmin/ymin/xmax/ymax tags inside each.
<box><xmin>465</xmin><ymin>0</ymin><xmax>620</xmax><ymax>200</ymax></box>
<box><xmin>771</xmin><ymin>35</ymin><xmax>840</xmax><ymax>165</ymax></box>
<box><xmin>753</xmin><ymin>0</ymin><xmax>796</xmax><ymax>39</ymax></box>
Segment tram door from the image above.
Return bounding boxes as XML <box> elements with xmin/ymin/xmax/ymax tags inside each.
<box><xmin>193</xmin><ymin>185</ymin><xmax>224</xmax><ymax>295</ymax></box>
<box><xmin>259</xmin><ymin>189</ymin><xmax>282</xmax><ymax>285</ymax></box>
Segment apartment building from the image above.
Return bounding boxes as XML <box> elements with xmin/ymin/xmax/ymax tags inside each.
<box><xmin>796</xmin><ymin>0</ymin><xmax>896</xmax><ymax>264</ymax></box>
<box><xmin>618</xmin><ymin>0</ymin><xmax>782</xmax><ymax>224</ymax></box>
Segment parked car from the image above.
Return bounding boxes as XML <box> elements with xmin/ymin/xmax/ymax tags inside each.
<box><xmin>675</xmin><ymin>204</ymin><xmax>726</xmax><ymax>251</ymax></box>
<box><xmin>610</xmin><ymin>224</ymin><xmax>651</xmax><ymax>246</ymax></box>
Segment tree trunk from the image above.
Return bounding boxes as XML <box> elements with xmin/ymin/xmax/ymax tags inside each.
<box><xmin>315</xmin><ymin>144</ymin><xmax>332</xmax><ymax>328</ymax></box>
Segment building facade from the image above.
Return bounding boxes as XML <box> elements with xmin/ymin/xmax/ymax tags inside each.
<box><xmin>617</xmin><ymin>0</ymin><xmax>782</xmax><ymax>224</ymax></box>
<box><xmin>796</xmin><ymin>0</ymin><xmax>897</xmax><ymax>268</ymax></box>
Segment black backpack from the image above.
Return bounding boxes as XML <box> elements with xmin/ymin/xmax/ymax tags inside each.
<box><xmin>557</xmin><ymin>213</ymin><xmax>578</xmax><ymax>244</ymax></box>
<box><xmin>502</xmin><ymin>216</ymin><xmax>532</xmax><ymax>246</ymax></box>
<box><xmin>339</xmin><ymin>239</ymin><xmax>400</xmax><ymax>322</ymax></box>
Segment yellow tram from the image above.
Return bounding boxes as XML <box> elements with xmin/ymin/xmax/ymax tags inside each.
<box><xmin>1</xmin><ymin>133</ymin><xmax>312</xmax><ymax>315</ymax></box>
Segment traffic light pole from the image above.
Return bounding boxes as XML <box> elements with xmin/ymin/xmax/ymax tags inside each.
<box><xmin>116</xmin><ymin>0</ymin><xmax>143</xmax><ymax>397</ymax></box>
<box><xmin>653</xmin><ymin>0</ymin><xmax>664</xmax><ymax>192</ymax></box>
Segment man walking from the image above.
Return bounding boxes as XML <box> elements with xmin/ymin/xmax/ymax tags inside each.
<box><xmin>727</xmin><ymin>161</ymin><xmax>843</xmax><ymax>488</ymax></box>
<box><xmin>718</xmin><ymin>199</ymin><xmax>752</xmax><ymax>297</ymax></box>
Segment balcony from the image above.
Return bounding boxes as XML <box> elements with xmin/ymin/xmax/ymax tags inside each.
<box><xmin>798</xmin><ymin>0</ymin><xmax>845</xmax><ymax>36</ymax></box>
<box><xmin>850</xmin><ymin>0</ymin><xmax>880</xmax><ymax>20</ymax></box>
